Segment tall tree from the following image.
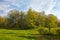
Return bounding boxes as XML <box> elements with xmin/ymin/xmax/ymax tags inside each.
<box><xmin>25</xmin><ymin>8</ymin><xmax>38</xmax><ymax>29</ymax></box>
<box><xmin>45</xmin><ymin>14</ymin><xmax>58</xmax><ymax>33</ymax></box>
<box><xmin>19</xmin><ymin>11</ymin><xmax>25</xmax><ymax>29</ymax></box>
<box><xmin>37</xmin><ymin>11</ymin><xmax>46</xmax><ymax>27</ymax></box>
<box><xmin>0</xmin><ymin>16</ymin><xmax>9</xmax><ymax>28</ymax></box>
<box><xmin>7</xmin><ymin>9</ymin><xmax>20</xmax><ymax>28</ymax></box>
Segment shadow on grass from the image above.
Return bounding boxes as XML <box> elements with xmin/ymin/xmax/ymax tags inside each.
<box><xmin>36</xmin><ymin>35</ymin><xmax>60</xmax><ymax>40</ymax></box>
<box><xmin>0</xmin><ymin>27</ymin><xmax>34</xmax><ymax>30</ymax></box>
<box><xmin>18</xmin><ymin>34</ymin><xmax>60</xmax><ymax>40</ymax></box>
<box><xmin>18</xmin><ymin>35</ymin><xmax>36</xmax><ymax>40</ymax></box>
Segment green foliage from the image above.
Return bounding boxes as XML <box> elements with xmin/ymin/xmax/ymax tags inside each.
<box><xmin>50</xmin><ymin>28</ymin><xmax>60</xmax><ymax>35</ymax></box>
<box><xmin>25</xmin><ymin>8</ymin><xmax>39</xmax><ymax>29</ymax></box>
<box><xmin>7</xmin><ymin>10</ymin><xmax>20</xmax><ymax>28</ymax></box>
<box><xmin>38</xmin><ymin>28</ymin><xmax>60</xmax><ymax>35</ymax></box>
<box><xmin>50</xmin><ymin>28</ymin><xmax>58</xmax><ymax>35</ymax></box>
<box><xmin>0</xmin><ymin>16</ymin><xmax>9</xmax><ymax>28</ymax></box>
<box><xmin>45</xmin><ymin>14</ymin><xmax>58</xmax><ymax>28</ymax></box>
<box><xmin>0</xmin><ymin>8</ymin><xmax>60</xmax><ymax>35</ymax></box>
<box><xmin>38</xmin><ymin>11</ymin><xmax>46</xmax><ymax>27</ymax></box>
<box><xmin>58</xmin><ymin>21</ymin><xmax>60</xmax><ymax>27</ymax></box>
<box><xmin>56</xmin><ymin>28</ymin><xmax>60</xmax><ymax>35</ymax></box>
<box><xmin>38</xmin><ymin>27</ymin><xmax>49</xmax><ymax>35</ymax></box>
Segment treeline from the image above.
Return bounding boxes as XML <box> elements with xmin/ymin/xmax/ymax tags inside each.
<box><xmin>0</xmin><ymin>8</ymin><xmax>60</xmax><ymax>30</ymax></box>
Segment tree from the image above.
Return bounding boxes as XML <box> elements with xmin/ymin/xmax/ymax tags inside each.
<box><xmin>25</xmin><ymin>8</ymin><xmax>39</xmax><ymax>29</ymax></box>
<box><xmin>18</xmin><ymin>11</ymin><xmax>26</xmax><ymax>29</ymax></box>
<box><xmin>7</xmin><ymin>9</ymin><xmax>20</xmax><ymax>29</ymax></box>
<box><xmin>7</xmin><ymin>9</ymin><xmax>26</xmax><ymax>29</ymax></box>
<box><xmin>37</xmin><ymin>11</ymin><xmax>46</xmax><ymax>27</ymax></box>
<box><xmin>45</xmin><ymin>14</ymin><xmax>58</xmax><ymax>33</ymax></box>
<box><xmin>58</xmin><ymin>20</ymin><xmax>60</xmax><ymax>27</ymax></box>
<box><xmin>0</xmin><ymin>16</ymin><xmax>9</xmax><ymax>28</ymax></box>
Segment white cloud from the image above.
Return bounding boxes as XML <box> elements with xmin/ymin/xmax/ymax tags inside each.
<box><xmin>49</xmin><ymin>1</ymin><xmax>60</xmax><ymax>19</ymax></box>
<box><xmin>4</xmin><ymin>0</ymin><xmax>28</xmax><ymax>8</ymax></box>
<box><xmin>0</xmin><ymin>4</ymin><xmax>10</xmax><ymax>16</ymax></box>
<box><xmin>0</xmin><ymin>0</ymin><xmax>29</xmax><ymax>16</ymax></box>
<box><xmin>45</xmin><ymin>0</ymin><xmax>56</xmax><ymax>15</ymax></box>
<box><xmin>29</xmin><ymin>0</ymin><xmax>51</xmax><ymax>11</ymax></box>
<box><xmin>0</xmin><ymin>4</ymin><xmax>10</xmax><ymax>9</ymax></box>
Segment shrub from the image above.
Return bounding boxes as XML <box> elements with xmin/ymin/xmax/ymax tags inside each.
<box><xmin>38</xmin><ymin>28</ymin><xmax>59</xmax><ymax>35</ymax></box>
<box><xmin>56</xmin><ymin>28</ymin><xmax>60</xmax><ymax>35</ymax></box>
<box><xmin>50</xmin><ymin>28</ymin><xmax>58</xmax><ymax>35</ymax></box>
<box><xmin>38</xmin><ymin>27</ymin><xmax>49</xmax><ymax>35</ymax></box>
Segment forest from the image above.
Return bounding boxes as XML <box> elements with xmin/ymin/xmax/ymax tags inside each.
<box><xmin>0</xmin><ymin>8</ymin><xmax>60</xmax><ymax>36</ymax></box>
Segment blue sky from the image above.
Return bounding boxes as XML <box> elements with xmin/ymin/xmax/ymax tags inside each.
<box><xmin>0</xmin><ymin>0</ymin><xmax>60</xmax><ymax>19</ymax></box>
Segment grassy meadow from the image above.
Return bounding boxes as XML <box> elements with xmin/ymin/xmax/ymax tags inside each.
<box><xmin>0</xmin><ymin>29</ymin><xmax>39</xmax><ymax>40</ymax></box>
<box><xmin>0</xmin><ymin>29</ymin><xmax>60</xmax><ymax>40</ymax></box>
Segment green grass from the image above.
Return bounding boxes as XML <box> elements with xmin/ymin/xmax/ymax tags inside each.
<box><xmin>0</xmin><ymin>29</ymin><xmax>39</xmax><ymax>40</ymax></box>
<box><xmin>0</xmin><ymin>29</ymin><xmax>60</xmax><ymax>40</ymax></box>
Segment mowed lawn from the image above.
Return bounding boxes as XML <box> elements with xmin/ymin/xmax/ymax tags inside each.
<box><xmin>0</xmin><ymin>29</ymin><xmax>60</xmax><ymax>40</ymax></box>
<box><xmin>0</xmin><ymin>29</ymin><xmax>40</xmax><ymax>40</ymax></box>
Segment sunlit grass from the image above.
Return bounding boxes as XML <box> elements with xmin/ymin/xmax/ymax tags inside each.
<box><xmin>0</xmin><ymin>29</ymin><xmax>39</xmax><ymax>40</ymax></box>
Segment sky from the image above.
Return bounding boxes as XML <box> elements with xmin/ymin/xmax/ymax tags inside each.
<box><xmin>0</xmin><ymin>0</ymin><xmax>60</xmax><ymax>19</ymax></box>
